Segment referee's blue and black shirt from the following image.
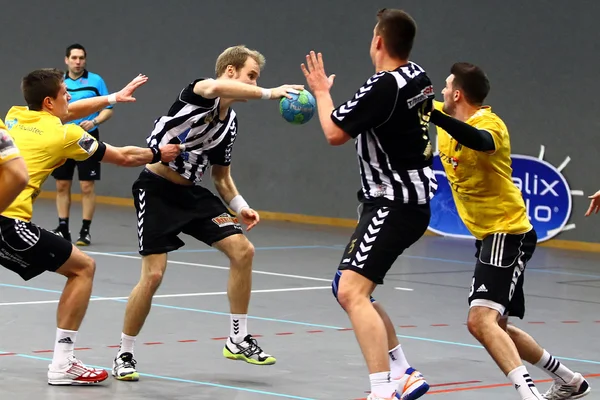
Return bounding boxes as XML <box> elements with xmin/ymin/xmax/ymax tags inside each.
<box><xmin>65</xmin><ymin>69</ymin><xmax>111</xmax><ymax>132</ymax></box>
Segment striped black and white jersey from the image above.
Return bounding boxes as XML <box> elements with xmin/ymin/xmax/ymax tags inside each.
<box><xmin>331</xmin><ymin>62</ymin><xmax>438</xmax><ymax>205</ymax></box>
<box><xmin>146</xmin><ymin>78</ymin><xmax>238</xmax><ymax>184</ymax></box>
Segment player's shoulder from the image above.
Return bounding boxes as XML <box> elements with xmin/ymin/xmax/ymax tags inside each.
<box><xmin>471</xmin><ymin>106</ymin><xmax>508</xmax><ymax>133</ymax></box>
<box><xmin>85</xmin><ymin>70</ymin><xmax>106</xmax><ymax>83</ymax></box>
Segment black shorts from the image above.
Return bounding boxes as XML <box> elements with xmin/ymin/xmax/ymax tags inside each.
<box><xmin>338</xmin><ymin>202</ymin><xmax>431</xmax><ymax>284</ymax></box>
<box><xmin>0</xmin><ymin>216</ymin><xmax>73</xmax><ymax>280</ymax></box>
<box><xmin>468</xmin><ymin>229</ymin><xmax>537</xmax><ymax>319</ymax></box>
<box><xmin>51</xmin><ymin>128</ymin><xmax>101</xmax><ymax>181</ymax></box>
<box><xmin>133</xmin><ymin>168</ymin><xmax>243</xmax><ymax>255</ymax></box>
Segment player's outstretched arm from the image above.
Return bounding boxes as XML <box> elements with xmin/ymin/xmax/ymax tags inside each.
<box><xmin>100</xmin><ymin>143</ymin><xmax>182</xmax><ymax>167</ymax></box>
<box><xmin>0</xmin><ymin>158</ymin><xmax>28</xmax><ymax>214</ymax></box>
<box><xmin>430</xmin><ymin>109</ymin><xmax>495</xmax><ymax>153</ymax></box>
<box><xmin>63</xmin><ymin>74</ymin><xmax>149</xmax><ymax>123</ymax></box>
<box><xmin>585</xmin><ymin>190</ymin><xmax>600</xmax><ymax>217</ymax></box>
<box><xmin>193</xmin><ymin>79</ymin><xmax>303</xmax><ymax>101</ymax></box>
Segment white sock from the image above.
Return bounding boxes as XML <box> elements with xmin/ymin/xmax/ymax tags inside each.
<box><xmin>389</xmin><ymin>344</ymin><xmax>410</xmax><ymax>379</ymax></box>
<box><xmin>230</xmin><ymin>314</ymin><xmax>247</xmax><ymax>343</ymax></box>
<box><xmin>370</xmin><ymin>371</ymin><xmax>397</xmax><ymax>398</ymax></box>
<box><xmin>508</xmin><ymin>366</ymin><xmax>543</xmax><ymax>400</ymax></box>
<box><xmin>535</xmin><ymin>349</ymin><xmax>576</xmax><ymax>384</ymax></box>
<box><xmin>51</xmin><ymin>328</ymin><xmax>77</xmax><ymax>368</ymax></box>
<box><xmin>118</xmin><ymin>333</ymin><xmax>137</xmax><ymax>356</ymax></box>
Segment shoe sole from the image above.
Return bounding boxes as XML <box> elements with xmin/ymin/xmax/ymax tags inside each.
<box><xmin>76</xmin><ymin>241</ymin><xmax>90</xmax><ymax>246</ymax></box>
<box><xmin>112</xmin><ymin>371</ymin><xmax>140</xmax><ymax>381</ymax></box>
<box><xmin>398</xmin><ymin>382</ymin><xmax>430</xmax><ymax>400</ymax></box>
<box><xmin>223</xmin><ymin>348</ymin><xmax>276</xmax><ymax>365</ymax></box>
<box><xmin>572</xmin><ymin>385</ymin><xmax>592</xmax><ymax>399</ymax></box>
<box><xmin>48</xmin><ymin>376</ymin><xmax>108</xmax><ymax>385</ymax></box>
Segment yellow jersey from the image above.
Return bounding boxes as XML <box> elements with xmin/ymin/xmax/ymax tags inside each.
<box><xmin>0</xmin><ymin>119</ymin><xmax>21</xmax><ymax>165</ymax></box>
<box><xmin>2</xmin><ymin>107</ymin><xmax>100</xmax><ymax>222</ymax></box>
<box><xmin>434</xmin><ymin>101</ymin><xmax>531</xmax><ymax>240</ymax></box>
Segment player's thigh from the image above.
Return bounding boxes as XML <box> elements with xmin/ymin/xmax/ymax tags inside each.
<box><xmin>51</xmin><ymin>159</ymin><xmax>76</xmax><ymax>181</ymax></box>
<box><xmin>338</xmin><ymin>202</ymin><xmax>430</xmax><ymax>285</ymax></box>
<box><xmin>55</xmin><ymin>245</ymin><xmax>96</xmax><ymax>279</ymax></box>
<box><xmin>468</xmin><ymin>230</ymin><xmax>537</xmax><ymax>318</ymax></box>
<box><xmin>181</xmin><ymin>196</ymin><xmax>244</xmax><ymax>247</ymax></box>
<box><xmin>0</xmin><ymin>217</ymin><xmax>73</xmax><ymax>281</ymax></box>
<box><xmin>132</xmin><ymin>170</ymin><xmax>189</xmax><ymax>255</ymax></box>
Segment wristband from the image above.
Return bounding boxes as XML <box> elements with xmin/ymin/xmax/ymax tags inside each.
<box><xmin>229</xmin><ymin>195</ymin><xmax>250</xmax><ymax>214</ymax></box>
<box><xmin>107</xmin><ymin>93</ymin><xmax>117</xmax><ymax>105</ymax></box>
<box><xmin>260</xmin><ymin>88</ymin><xmax>271</xmax><ymax>100</ymax></box>
<box><xmin>150</xmin><ymin>147</ymin><xmax>161</xmax><ymax>163</ymax></box>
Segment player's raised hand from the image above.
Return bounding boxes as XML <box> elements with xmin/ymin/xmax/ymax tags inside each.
<box><xmin>270</xmin><ymin>84</ymin><xmax>305</xmax><ymax>99</ymax></box>
<box><xmin>158</xmin><ymin>144</ymin><xmax>183</xmax><ymax>163</ymax></box>
<box><xmin>239</xmin><ymin>208</ymin><xmax>260</xmax><ymax>231</ymax></box>
<box><xmin>301</xmin><ymin>50</ymin><xmax>336</xmax><ymax>94</ymax></box>
<box><xmin>115</xmin><ymin>74</ymin><xmax>149</xmax><ymax>103</ymax></box>
<box><xmin>585</xmin><ymin>190</ymin><xmax>600</xmax><ymax>217</ymax></box>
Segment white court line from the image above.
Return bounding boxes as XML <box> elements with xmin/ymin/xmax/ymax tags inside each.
<box><xmin>0</xmin><ymin>286</ymin><xmax>331</xmax><ymax>306</ymax></box>
<box><xmin>394</xmin><ymin>287</ymin><xmax>414</xmax><ymax>292</ymax></box>
<box><xmin>85</xmin><ymin>251</ymin><xmax>332</xmax><ymax>282</ymax></box>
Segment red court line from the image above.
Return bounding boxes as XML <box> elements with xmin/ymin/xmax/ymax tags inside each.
<box><xmin>355</xmin><ymin>374</ymin><xmax>600</xmax><ymax>399</ymax></box>
<box><xmin>307</xmin><ymin>330</ymin><xmax>324</xmax><ymax>333</ymax></box>
<box><xmin>430</xmin><ymin>324</ymin><xmax>449</xmax><ymax>327</ymax></box>
<box><xmin>562</xmin><ymin>320</ymin><xmax>579</xmax><ymax>324</ymax></box>
<box><xmin>429</xmin><ymin>380</ymin><xmax>481</xmax><ymax>388</ymax></box>
<box><xmin>275</xmin><ymin>332</ymin><xmax>294</xmax><ymax>336</ymax></box>
<box><xmin>398</xmin><ymin>325</ymin><xmax>417</xmax><ymax>328</ymax></box>
<box><xmin>0</xmin><ymin>353</ymin><xmax>16</xmax><ymax>356</ymax></box>
<box><xmin>428</xmin><ymin>373</ymin><xmax>600</xmax><ymax>395</ymax></box>
<box><xmin>143</xmin><ymin>342</ymin><xmax>163</xmax><ymax>345</ymax></box>
<box><xmin>178</xmin><ymin>339</ymin><xmax>197</xmax><ymax>343</ymax></box>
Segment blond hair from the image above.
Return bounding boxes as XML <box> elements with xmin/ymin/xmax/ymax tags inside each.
<box><xmin>215</xmin><ymin>45</ymin><xmax>266</xmax><ymax>77</ymax></box>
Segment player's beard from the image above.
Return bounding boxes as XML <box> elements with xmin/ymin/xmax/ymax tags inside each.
<box><xmin>442</xmin><ymin>100</ymin><xmax>456</xmax><ymax>116</ymax></box>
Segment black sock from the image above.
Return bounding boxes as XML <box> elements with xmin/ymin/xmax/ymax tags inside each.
<box><xmin>58</xmin><ymin>217</ymin><xmax>69</xmax><ymax>232</ymax></box>
<box><xmin>81</xmin><ymin>219</ymin><xmax>91</xmax><ymax>233</ymax></box>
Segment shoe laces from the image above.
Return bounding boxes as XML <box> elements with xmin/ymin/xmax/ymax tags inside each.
<box><xmin>118</xmin><ymin>352</ymin><xmax>137</xmax><ymax>369</ymax></box>
<box><xmin>236</xmin><ymin>335</ymin><xmax>262</xmax><ymax>357</ymax></box>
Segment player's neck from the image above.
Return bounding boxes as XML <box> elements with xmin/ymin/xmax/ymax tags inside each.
<box><xmin>68</xmin><ymin>70</ymin><xmax>84</xmax><ymax>80</ymax></box>
<box><xmin>454</xmin><ymin>104</ymin><xmax>480</xmax><ymax>122</ymax></box>
<box><xmin>375</xmin><ymin>57</ymin><xmax>408</xmax><ymax>73</ymax></box>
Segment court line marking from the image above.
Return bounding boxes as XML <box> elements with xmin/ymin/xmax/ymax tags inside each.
<box><xmin>0</xmin><ymin>286</ymin><xmax>331</xmax><ymax>306</ymax></box>
<box><xmin>1</xmin><ymin>283</ymin><xmax>598</xmax><ymax>366</ymax></box>
<box><xmin>2</xmin><ymin>352</ymin><xmax>316</xmax><ymax>400</ymax></box>
<box><xmin>85</xmin><ymin>251</ymin><xmax>333</xmax><ymax>283</ymax></box>
<box><xmin>87</xmin><ymin>249</ymin><xmax>600</xmax><ymax>279</ymax></box>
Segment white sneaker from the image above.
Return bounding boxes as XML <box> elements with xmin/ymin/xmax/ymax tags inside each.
<box><xmin>47</xmin><ymin>356</ymin><xmax>108</xmax><ymax>385</ymax></box>
<box><xmin>543</xmin><ymin>373</ymin><xmax>591</xmax><ymax>399</ymax></box>
<box><xmin>112</xmin><ymin>352</ymin><xmax>139</xmax><ymax>381</ymax></box>
<box><xmin>393</xmin><ymin>368</ymin><xmax>430</xmax><ymax>400</ymax></box>
<box><xmin>367</xmin><ymin>393</ymin><xmax>398</xmax><ymax>400</ymax></box>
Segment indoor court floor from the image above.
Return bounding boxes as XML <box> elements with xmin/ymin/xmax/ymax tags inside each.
<box><xmin>0</xmin><ymin>199</ymin><xmax>598</xmax><ymax>399</ymax></box>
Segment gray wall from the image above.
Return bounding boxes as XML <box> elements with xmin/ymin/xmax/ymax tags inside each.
<box><xmin>1</xmin><ymin>0</ymin><xmax>598</xmax><ymax>242</ymax></box>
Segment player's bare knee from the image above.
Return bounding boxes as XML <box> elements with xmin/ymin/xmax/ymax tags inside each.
<box><xmin>144</xmin><ymin>270</ymin><xmax>164</xmax><ymax>292</ymax></box>
<box><xmin>229</xmin><ymin>238</ymin><xmax>255</xmax><ymax>267</ymax></box>
<box><xmin>467</xmin><ymin>307</ymin><xmax>495</xmax><ymax>338</ymax></box>
<box><xmin>336</xmin><ymin>284</ymin><xmax>360</xmax><ymax>311</ymax></box>
<box><xmin>79</xmin><ymin>181</ymin><xmax>95</xmax><ymax>195</ymax></box>
<box><xmin>56</xmin><ymin>180</ymin><xmax>71</xmax><ymax>193</ymax></box>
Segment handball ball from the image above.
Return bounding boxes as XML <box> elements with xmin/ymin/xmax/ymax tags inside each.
<box><xmin>279</xmin><ymin>90</ymin><xmax>316</xmax><ymax>125</ymax></box>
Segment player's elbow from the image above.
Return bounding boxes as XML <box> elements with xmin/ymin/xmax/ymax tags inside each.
<box><xmin>194</xmin><ymin>79</ymin><xmax>219</xmax><ymax>99</ymax></box>
<box><xmin>326</xmin><ymin>134</ymin><xmax>348</xmax><ymax>146</ymax></box>
<box><xmin>14</xmin><ymin>168</ymin><xmax>29</xmax><ymax>190</ymax></box>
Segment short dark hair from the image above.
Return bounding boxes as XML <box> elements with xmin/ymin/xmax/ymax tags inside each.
<box><xmin>375</xmin><ymin>8</ymin><xmax>417</xmax><ymax>60</ymax></box>
<box><xmin>66</xmin><ymin>43</ymin><xmax>86</xmax><ymax>58</ymax></box>
<box><xmin>450</xmin><ymin>62</ymin><xmax>490</xmax><ymax>106</ymax></box>
<box><xmin>21</xmin><ymin>69</ymin><xmax>64</xmax><ymax>111</ymax></box>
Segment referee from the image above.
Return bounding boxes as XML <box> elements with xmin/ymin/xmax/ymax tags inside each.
<box><xmin>51</xmin><ymin>43</ymin><xmax>113</xmax><ymax>246</ymax></box>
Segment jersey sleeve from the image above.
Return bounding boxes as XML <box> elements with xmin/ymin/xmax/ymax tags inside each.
<box><xmin>97</xmin><ymin>76</ymin><xmax>113</xmax><ymax>110</ymax></box>
<box><xmin>0</xmin><ymin>123</ymin><xmax>20</xmax><ymax>165</ymax></box>
<box><xmin>208</xmin><ymin>117</ymin><xmax>238</xmax><ymax>166</ymax></box>
<box><xmin>472</xmin><ymin>116</ymin><xmax>505</xmax><ymax>151</ymax></box>
<box><xmin>331</xmin><ymin>72</ymin><xmax>397</xmax><ymax>138</ymax></box>
<box><xmin>179</xmin><ymin>78</ymin><xmax>219</xmax><ymax>109</ymax></box>
<box><xmin>62</xmin><ymin>124</ymin><xmax>100</xmax><ymax>161</ymax></box>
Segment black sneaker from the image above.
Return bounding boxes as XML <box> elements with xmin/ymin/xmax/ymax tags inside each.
<box><xmin>76</xmin><ymin>231</ymin><xmax>91</xmax><ymax>246</ymax></box>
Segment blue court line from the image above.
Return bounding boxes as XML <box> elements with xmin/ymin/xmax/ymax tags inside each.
<box><xmin>5</xmin><ymin>353</ymin><xmax>316</xmax><ymax>400</ymax></box>
<box><xmin>1</xmin><ymin>283</ymin><xmax>599</xmax><ymax>366</ymax></box>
